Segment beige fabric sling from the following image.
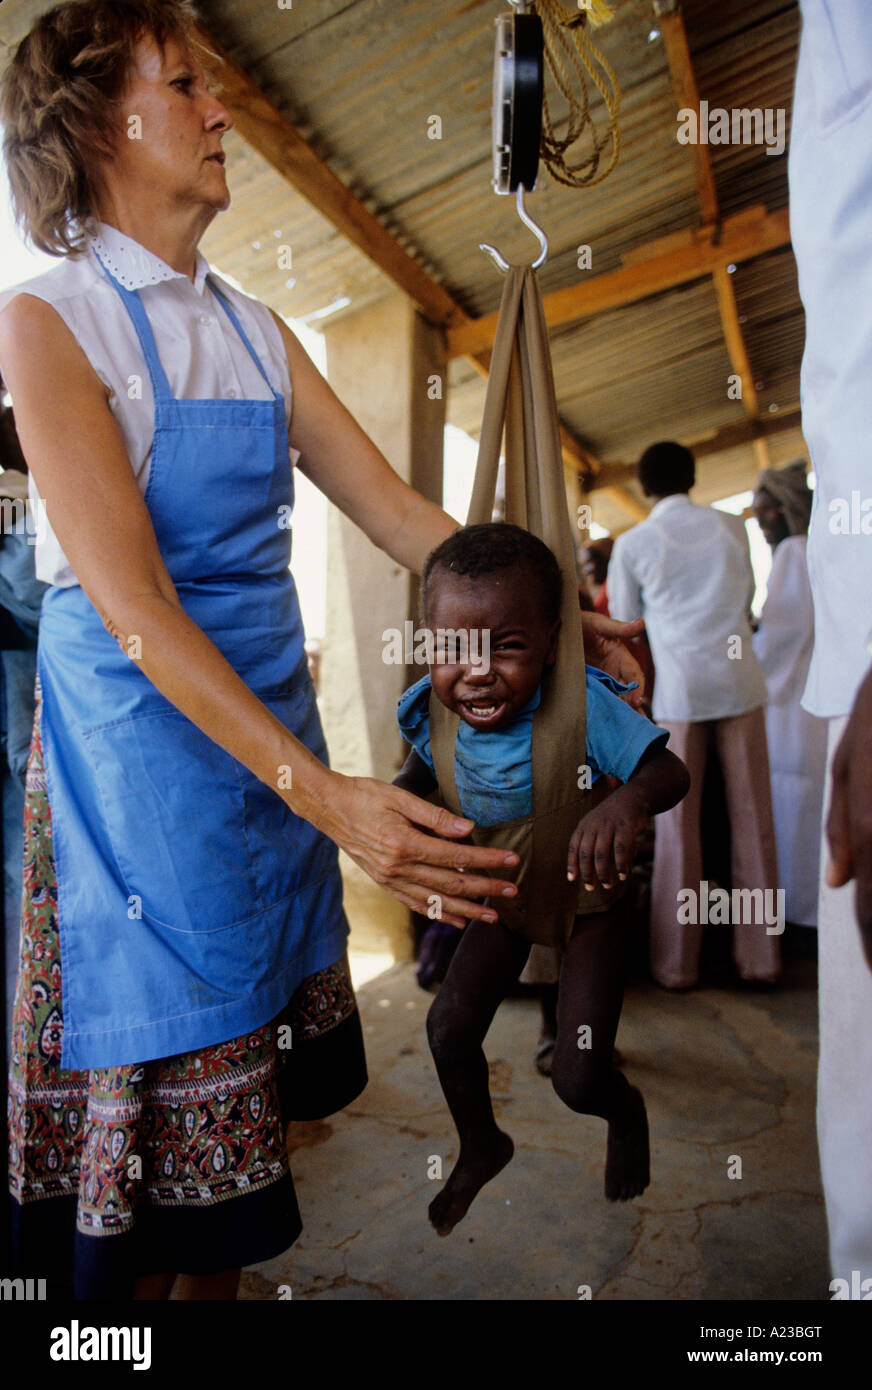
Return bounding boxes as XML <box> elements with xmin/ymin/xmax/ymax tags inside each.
<box><xmin>428</xmin><ymin>266</ymin><xmax>620</xmax><ymax>949</ymax></box>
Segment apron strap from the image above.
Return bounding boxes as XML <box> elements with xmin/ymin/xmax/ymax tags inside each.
<box><xmin>94</xmin><ymin>251</ymin><xmax>282</xmax><ymax>405</ymax></box>
<box><xmin>93</xmin><ymin>251</ymin><xmax>174</xmax><ymax>403</ymax></box>
<box><xmin>207</xmin><ymin>278</ymin><xmax>283</xmax><ymax>401</ymax></box>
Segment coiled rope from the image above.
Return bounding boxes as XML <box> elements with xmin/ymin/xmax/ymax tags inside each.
<box><xmin>532</xmin><ymin>0</ymin><xmax>621</xmax><ymax>188</ymax></box>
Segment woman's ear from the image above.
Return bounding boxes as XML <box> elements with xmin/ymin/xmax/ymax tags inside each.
<box><xmin>545</xmin><ymin>618</ymin><xmax>561</xmax><ymax>666</ymax></box>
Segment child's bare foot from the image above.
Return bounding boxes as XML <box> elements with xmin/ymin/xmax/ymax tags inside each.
<box><xmin>605</xmin><ymin>1085</ymin><xmax>649</xmax><ymax>1201</ymax></box>
<box><xmin>428</xmin><ymin>1131</ymin><xmax>514</xmax><ymax>1236</ymax></box>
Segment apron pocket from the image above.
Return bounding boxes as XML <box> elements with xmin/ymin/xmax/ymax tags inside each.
<box><xmin>85</xmin><ymin>710</ymin><xmax>262</xmax><ymax>933</ymax></box>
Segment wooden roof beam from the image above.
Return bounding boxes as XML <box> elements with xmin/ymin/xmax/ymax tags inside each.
<box><xmin>712</xmin><ymin>265</ymin><xmax>760</xmax><ymax>417</ymax></box>
<box><xmin>195</xmin><ymin>24</ymin><xmax>652</xmax><ymax>530</ymax></box>
<box><xmin>688</xmin><ymin>405</ymin><xmax>803</xmax><ymax>461</ymax></box>
<box><xmin>713</xmin><ymin>264</ymin><xmax>774</xmax><ymax>470</ymax></box>
<box><xmin>586</xmin><ymin>406</ymin><xmax>804</xmax><ymax>490</ymax></box>
<box><xmin>659</xmin><ymin>6</ymin><xmax>772</xmax><ymax>469</ymax></box>
<box><xmin>464</xmin><ymin>350</ymin><xmax>647</xmax><ymax>526</ymax></box>
<box><xmin>594</xmin><ymin>486</ymin><xmax>649</xmax><ymax>522</ymax></box>
<box><xmin>447</xmin><ymin>205</ymin><xmax>791</xmax><ymax>358</ymax></box>
<box><xmin>658</xmin><ymin>9</ymin><xmax>719</xmax><ymax>227</ymax></box>
<box><xmin>560</xmin><ymin>429</ymin><xmax>649</xmax><ymax>522</ymax></box>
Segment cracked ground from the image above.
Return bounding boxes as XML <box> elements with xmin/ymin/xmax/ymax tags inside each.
<box><xmin>240</xmin><ymin>952</ymin><xmax>826</xmax><ymax>1301</ymax></box>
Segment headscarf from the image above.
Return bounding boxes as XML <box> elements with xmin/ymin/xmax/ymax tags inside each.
<box><xmin>754</xmin><ymin>459</ymin><xmax>813</xmax><ymax>536</ymax></box>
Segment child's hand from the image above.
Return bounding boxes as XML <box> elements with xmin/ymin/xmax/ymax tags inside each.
<box><xmin>567</xmin><ymin>785</ymin><xmax>650</xmax><ymax>891</ymax></box>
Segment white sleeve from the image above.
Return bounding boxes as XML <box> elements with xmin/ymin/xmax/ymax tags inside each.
<box><xmin>608</xmin><ymin>535</ymin><xmax>644</xmax><ymax>622</ymax></box>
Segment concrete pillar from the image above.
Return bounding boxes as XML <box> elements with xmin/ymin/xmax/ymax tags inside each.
<box><xmin>320</xmin><ymin>292</ymin><xmax>446</xmax><ymax>964</ymax></box>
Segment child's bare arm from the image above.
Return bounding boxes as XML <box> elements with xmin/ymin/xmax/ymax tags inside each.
<box><xmin>394</xmin><ymin>747</ymin><xmax>439</xmax><ymax>798</ymax></box>
<box><xmin>568</xmin><ymin>747</ymin><xmax>690</xmax><ymax>891</ymax></box>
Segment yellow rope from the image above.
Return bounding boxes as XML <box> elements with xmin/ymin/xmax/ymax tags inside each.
<box><xmin>531</xmin><ymin>0</ymin><xmax>621</xmax><ymax>189</ymax></box>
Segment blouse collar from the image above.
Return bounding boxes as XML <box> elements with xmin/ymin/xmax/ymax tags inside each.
<box><xmin>86</xmin><ymin>221</ymin><xmax>210</xmax><ymax>296</ymax></box>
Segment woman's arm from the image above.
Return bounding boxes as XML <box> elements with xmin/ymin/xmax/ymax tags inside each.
<box><xmin>0</xmin><ymin>294</ymin><xmax>520</xmax><ymax>929</ymax></box>
<box><xmin>271</xmin><ymin>311</ymin><xmax>457</xmax><ymax>572</ymax></box>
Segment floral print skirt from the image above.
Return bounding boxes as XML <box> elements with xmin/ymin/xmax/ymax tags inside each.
<box><xmin>7</xmin><ymin>680</ymin><xmax>367</xmax><ymax>1299</ymax></box>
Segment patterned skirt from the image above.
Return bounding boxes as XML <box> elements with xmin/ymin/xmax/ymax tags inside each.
<box><xmin>7</xmin><ymin>680</ymin><xmax>368</xmax><ymax>1299</ymax></box>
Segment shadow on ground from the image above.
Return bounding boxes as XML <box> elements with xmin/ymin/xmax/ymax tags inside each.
<box><xmin>241</xmin><ymin>949</ymin><xmax>827</xmax><ymax>1301</ymax></box>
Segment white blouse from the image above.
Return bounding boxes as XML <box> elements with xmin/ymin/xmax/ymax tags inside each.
<box><xmin>0</xmin><ymin>222</ymin><xmax>295</xmax><ymax>588</ymax></box>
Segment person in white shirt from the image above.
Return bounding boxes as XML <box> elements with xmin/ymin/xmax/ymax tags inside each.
<box><xmin>609</xmin><ymin>441</ymin><xmax>780</xmax><ymax>989</ymax></box>
<box><xmin>789</xmin><ymin>0</ymin><xmax>872</xmax><ymax>1292</ymax></box>
<box><xmin>752</xmin><ymin>461</ymin><xmax>827</xmax><ymax>931</ymax></box>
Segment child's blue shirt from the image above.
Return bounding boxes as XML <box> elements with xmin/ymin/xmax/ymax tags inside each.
<box><xmin>397</xmin><ymin>666</ymin><xmax>669</xmax><ymax>827</ymax></box>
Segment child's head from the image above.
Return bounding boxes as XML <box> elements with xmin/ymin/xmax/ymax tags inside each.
<box><xmin>421</xmin><ymin>523</ymin><xmax>561</xmax><ymax>731</ymax></box>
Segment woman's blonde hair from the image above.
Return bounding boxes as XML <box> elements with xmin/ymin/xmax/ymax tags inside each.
<box><xmin>1</xmin><ymin>0</ymin><xmax>200</xmax><ymax>256</ymax></box>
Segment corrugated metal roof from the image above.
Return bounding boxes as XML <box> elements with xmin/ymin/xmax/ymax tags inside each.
<box><xmin>0</xmin><ymin>0</ymin><xmax>804</xmax><ymax>530</ymax></box>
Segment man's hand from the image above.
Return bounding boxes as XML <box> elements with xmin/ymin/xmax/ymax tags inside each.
<box><xmin>826</xmin><ymin>664</ymin><xmax>872</xmax><ymax>969</ymax></box>
<box><xmin>580</xmin><ymin>611</ymin><xmax>646</xmax><ymax>706</ymax></box>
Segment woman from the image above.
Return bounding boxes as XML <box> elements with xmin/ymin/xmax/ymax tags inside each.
<box><xmin>752</xmin><ymin>461</ymin><xmax>827</xmax><ymax>930</ymax></box>
<box><xmin>0</xmin><ymin>0</ymin><xmax>641</xmax><ymax>1299</ymax></box>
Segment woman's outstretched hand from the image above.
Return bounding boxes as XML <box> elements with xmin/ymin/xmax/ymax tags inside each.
<box><xmin>313</xmin><ymin>774</ymin><xmax>520</xmax><ymax>929</ymax></box>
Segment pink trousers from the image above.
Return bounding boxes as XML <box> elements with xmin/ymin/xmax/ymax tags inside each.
<box><xmin>650</xmin><ymin>707</ymin><xmax>782</xmax><ymax>988</ymax></box>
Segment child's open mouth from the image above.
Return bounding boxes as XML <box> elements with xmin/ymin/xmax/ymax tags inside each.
<box><xmin>460</xmin><ymin>698</ymin><xmax>507</xmax><ymax>725</ymax></box>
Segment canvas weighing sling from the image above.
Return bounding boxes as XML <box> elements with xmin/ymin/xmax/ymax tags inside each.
<box><xmin>427</xmin><ymin>266</ymin><xmax>620</xmax><ymax>949</ymax></box>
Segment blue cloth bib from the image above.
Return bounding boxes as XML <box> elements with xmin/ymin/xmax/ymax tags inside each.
<box><xmin>37</xmin><ymin>257</ymin><xmax>349</xmax><ymax>1070</ymax></box>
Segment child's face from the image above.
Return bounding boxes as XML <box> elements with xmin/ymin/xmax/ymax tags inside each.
<box><xmin>426</xmin><ymin>565</ymin><xmax>559</xmax><ymax>731</ymax></box>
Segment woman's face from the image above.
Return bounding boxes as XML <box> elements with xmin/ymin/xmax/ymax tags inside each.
<box><xmin>96</xmin><ymin>32</ymin><xmax>233</xmax><ymax>220</ymax></box>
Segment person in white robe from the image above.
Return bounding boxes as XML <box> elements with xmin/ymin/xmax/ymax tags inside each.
<box><xmin>752</xmin><ymin>461</ymin><xmax>827</xmax><ymax>928</ymax></box>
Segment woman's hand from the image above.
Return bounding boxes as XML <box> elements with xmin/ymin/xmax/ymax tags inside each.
<box><xmin>309</xmin><ymin>773</ymin><xmax>520</xmax><ymax>929</ymax></box>
<box><xmin>580</xmin><ymin>611</ymin><xmax>646</xmax><ymax>703</ymax></box>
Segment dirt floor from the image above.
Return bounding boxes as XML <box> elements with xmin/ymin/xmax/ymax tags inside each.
<box><xmin>240</xmin><ymin>944</ymin><xmax>828</xmax><ymax>1302</ymax></box>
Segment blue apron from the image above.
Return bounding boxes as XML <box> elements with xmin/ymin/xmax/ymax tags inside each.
<box><xmin>37</xmin><ymin>257</ymin><xmax>350</xmax><ymax>1071</ymax></box>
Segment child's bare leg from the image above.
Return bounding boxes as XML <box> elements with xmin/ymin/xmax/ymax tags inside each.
<box><xmin>551</xmin><ymin>904</ymin><xmax>650</xmax><ymax>1201</ymax></box>
<box><xmin>426</xmin><ymin>917</ymin><xmax>530</xmax><ymax>1236</ymax></box>
<box><xmin>536</xmin><ymin>982</ymin><xmax>559</xmax><ymax>1074</ymax></box>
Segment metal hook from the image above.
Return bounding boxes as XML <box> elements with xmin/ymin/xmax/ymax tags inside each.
<box><xmin>480</xmin><ymin>184</ymin><xmax>549</xmax><ymax>272</ymax></box>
